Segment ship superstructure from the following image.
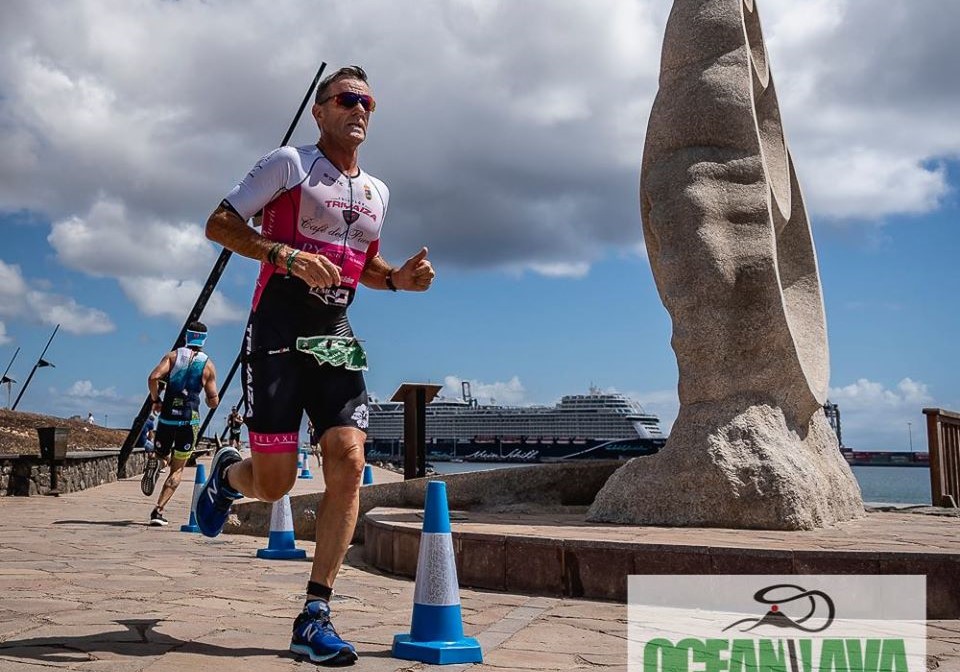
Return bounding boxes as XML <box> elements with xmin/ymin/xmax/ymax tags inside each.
<box><xmin>365</xmin><ymin>386</ymin><xmax>666</xmax><ymax>463</ymax></box>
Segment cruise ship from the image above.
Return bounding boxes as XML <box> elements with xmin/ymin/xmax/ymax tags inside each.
<box><xmin>364</xmin><ymin>385</ymin><xmax>667</xmax><ymax>463</ymax></box>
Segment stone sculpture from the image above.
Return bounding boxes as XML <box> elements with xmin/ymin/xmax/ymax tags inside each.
<box><xmin>588</xmin><ymin>0</ymin><xmax>864</xmax><ymax>530</ymax></box>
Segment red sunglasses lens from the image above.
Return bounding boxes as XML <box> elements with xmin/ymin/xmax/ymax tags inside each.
<box><xmin>335</xmin><ymin>92</ymin><xmax>375</xmax><ymax>112</ymax></box>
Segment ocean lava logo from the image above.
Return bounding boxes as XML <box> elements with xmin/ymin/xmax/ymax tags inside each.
<box><xmin>723</xmin><ymin>583</ymin><xmax>835</xmax><ymax>634</ymax></box>
<box><xmin>632</xmin><ymin>577</ymin><xmax>921</xmax><ymax>672</ymax></box>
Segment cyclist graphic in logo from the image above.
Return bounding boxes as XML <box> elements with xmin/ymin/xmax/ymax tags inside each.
<box><xmin>723</xmin><ymin>584</ymin><xmax>835</xmax><ymax>633</ymax></box>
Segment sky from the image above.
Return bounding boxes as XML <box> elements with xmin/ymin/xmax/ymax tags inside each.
<box><xmin>0</xmin><ymin>0</ymin><xmax>957</xmax><ymax>452</ymax></box>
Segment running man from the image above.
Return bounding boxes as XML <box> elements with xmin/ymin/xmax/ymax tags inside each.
<box><xmin>141</xmin><ymin>321</ymin><xmax>220</xmax><ymax>526</ymax></box>
<box><xmin>198</xmin><ymin>65</ymin><xmax>434</xmax><ymax>665</ymax></box>
<box><xmin>226</xmin><ymin>406</ymin><xmax>244</xmax><ymax>450</ymax></box>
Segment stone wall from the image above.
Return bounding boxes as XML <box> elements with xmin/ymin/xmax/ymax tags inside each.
<box><xmin>226</xmin><ymin>461</ymin><xmax>624</xmax><ymax>543</ymax></box>
<box><xmin>0</xmin><ymin>450</ymin><xmax>150</xmax><ymax>496</ymax></box>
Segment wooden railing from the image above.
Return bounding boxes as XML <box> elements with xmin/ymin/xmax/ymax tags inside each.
<box><xmin>923</xmin><ymin>408</ymin><xmax>960</xmax><ymax>508</ymax></box>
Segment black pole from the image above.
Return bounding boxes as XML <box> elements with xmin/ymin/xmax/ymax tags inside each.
<box><xmin>197</xmin><ymin>350</ymin><xmax>242</xmax><ymax>440</ymax></box>
<box><xmin>1</xmin><ymin>346</ymin><xmax>19</xmax><ymax>383</ymax></box>
<box><xmin>117</xmin><ymin>62</ymin><xmax>328</xmax><ymax>477</ymax></box>
<box><xmin>12</xmin><ymin>325</ymin><xmax>58</xmax><ymax>411</ymax></box>
<box><xmin>416</xmin><ymin>388</ymin><xmax>426</xmax><ymax>478</ymax></box>
<box><xmin>280</xmin><ymin>63</ymin><xmax>328</xmax><ymax>151</ymax></box>
<box><xmin>117</xmin><ymin>249</ymin><xmax>233</xmax><ymax>475</ymax></box>
<box><xmin>1</xmin><ymin>347</ymin><xmax>19</xmax><ymax>409</ymax></box>
<box><xmin>194</xmin><ymin>60</ymin><xmax>328</xmax><ymax>442</ymax></box>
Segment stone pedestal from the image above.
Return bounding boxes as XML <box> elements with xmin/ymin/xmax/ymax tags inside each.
<box><xmin>590</xmin><ymin>405</ymin><xmax>862</xmax><ymax>530</ymax></box>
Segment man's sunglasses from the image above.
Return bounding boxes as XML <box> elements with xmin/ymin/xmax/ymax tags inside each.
<box><xmin>318</xmin><ymin>91</ymin><xmax>376</xmax><ymax>112</ymax></box>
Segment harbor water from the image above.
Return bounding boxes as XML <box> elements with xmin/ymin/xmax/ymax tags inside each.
<box><xmin>430</xmin><ymin>462</ymin><xmax>933</xmax><ymax>506</ymax></box>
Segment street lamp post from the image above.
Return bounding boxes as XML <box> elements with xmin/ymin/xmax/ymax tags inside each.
<box><xmin>11</xmin><ymin>325</ymin><xmax>59</xmax><ymax>411</ymax></box>
<box><xmin>908</xmin><ymin>421</ymin><xmax>914</xmax><ymax>452</ymax></box>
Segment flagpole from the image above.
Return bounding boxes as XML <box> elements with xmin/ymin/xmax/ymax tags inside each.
<box><xmin>12</xmin><ymin>324</ymin><xmax>59</xmax><ymax>411</ymax></box>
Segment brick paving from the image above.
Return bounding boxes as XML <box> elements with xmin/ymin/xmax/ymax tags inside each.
<box><xmin>0</xmin><ymin>462</ymin><xmax>958</xmax><ymax>671</ymax></box>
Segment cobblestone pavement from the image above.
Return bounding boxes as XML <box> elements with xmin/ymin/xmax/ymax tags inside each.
<box><xmin>1</xmin><ymin>464</ymin><xmax>958</xmax><ymax>671</ymax></box>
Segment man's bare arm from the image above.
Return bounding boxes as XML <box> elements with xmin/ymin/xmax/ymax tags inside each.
<box><xmin>360</xmin><ymin>254</ymin><xmax>394</xmax><ymax>290</ymax></box>
<box><xmin>206</xmin><ymin>205</ymin><xmax>276</xmax><ymax>262</ymax></box>
<box><xmin>360</xmin><ymin>248</ymin><xmax>435</xmax><ymax>292</ymax></box>
<box><xmin>148</xmin><ymin>353</ymin><xmax>174</xmax><ymax>399</ymax></box>
<box><xmin>203</xmin><ymin>360</ymin><xmax>220</xmax><ymax>410</ymax></box>
<box><xmin>206</xmin><ymin>204</ymin><xmax>344</xmax><ymax>288</ymax></box>
<box><xmin>147</xmin><ymin>352</ymin><xmax>175</xmax><ymax>411</ymax></box>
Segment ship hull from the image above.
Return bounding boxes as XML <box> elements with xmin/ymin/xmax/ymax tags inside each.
<box><xmin>364</xmin><ymin>437</ymin><xmax>666</xmax><ymax>464</ymax></box>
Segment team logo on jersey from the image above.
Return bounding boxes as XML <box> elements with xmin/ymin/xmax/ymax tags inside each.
<box><xmin>342</xmin><ymin>209</ymin><xmax>360</xmax><ymax>224</ymax></box>
<box><xmin>363</xmin><ymin>184</ymin><xmax>372</xmax><ymax>200</ymax></box>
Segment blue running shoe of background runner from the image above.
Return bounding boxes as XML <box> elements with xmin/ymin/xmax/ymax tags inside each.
<box><xmin>290</xmin><ymin>600</ymin><xmax>358</xmax><ymax>666</ymax></box>
<box><xmin>195</xmin><ymin>447</ymin><xmax>243</xmax><ymax>537</ymax></box>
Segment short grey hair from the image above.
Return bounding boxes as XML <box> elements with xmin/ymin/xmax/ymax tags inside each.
<box><xmin>315</xmin><ymin>65</ymin><xmax>369</xmax><ymax>104</ymax></box>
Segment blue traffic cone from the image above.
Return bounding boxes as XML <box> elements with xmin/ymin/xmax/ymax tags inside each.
<box><xmin>298</xmin><ymin>448</ymin><xmax>313</xmax><ymax>479</ymax></box>
<box><xmin>180</xmin><ymin>463</ymin><xmax>206</xmax><ymax>533</ymax></box>
<box><xmin>392</xmin><ymin>481</ymin><xmax>482</xmax><ymax>664</ymax></box>
<box><xmin>256</xmin><ymin>494</ymin><xmax>306</xmax><ymax>560</ymax></box>
<box><xmin>362</xmin><ymin>463</ymin><xmax>374</xmax><ymax>485</ymax></box>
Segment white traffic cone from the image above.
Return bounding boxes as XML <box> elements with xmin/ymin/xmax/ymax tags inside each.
<box><xmin>256</xmin><ymin>494</ymin><xmax>306</xmax><ymax>560</ymax></box>
<box><xmin>298</xmin><ymin>447</ymin><xmax>313</xmax><ymax>479</ymax></box>
<box><xmin>392</xmin><ymin>480</ymin><xmax>482</xmax><ymax>664</ymax></box>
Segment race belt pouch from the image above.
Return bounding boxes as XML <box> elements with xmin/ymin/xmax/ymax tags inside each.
<box><xmin>295</xmin><ymin>336</ymin><xmax>368</xmax><ymax>371</ymax></box>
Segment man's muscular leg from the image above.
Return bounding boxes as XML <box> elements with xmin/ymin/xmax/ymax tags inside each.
<box><xmin>155</xmin><ymin>455</ymin><xmax>187</xmax><ymax>511</ymax></box>
<box><xmin>224</xmin><ymin>451</ymin><xmax>299</xmax><ymax>502</ymax></box>
<box><xmin>312</xmin><ymin>427</ymin><xmax>366</xmax><ymax>586</ymax></box>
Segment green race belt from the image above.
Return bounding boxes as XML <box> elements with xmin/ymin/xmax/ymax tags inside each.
<box><xmin>296</xmin><ymin>336</ymin><xmax>368</xmax><ymax>371</ymax></box>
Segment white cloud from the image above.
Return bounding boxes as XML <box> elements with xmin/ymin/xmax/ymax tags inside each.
<box><xmin>526</xmin><ymin>262</ymin><xmax>591</xmax><ymax>279</ymax></box>
<box><xmin>828</xmin><ymin>377</ymin><xmax>934</xmax><ymax>450</ymax></box>
<box><xmin>48</xmin><ymin>196</ymin><xmax>216</xmax><ymax>279</ymax></box>
<box><xmin>46</xmin><ymin>195</ymin><xmax>244</xmax><ymax>325</ymax></box>
<box><xmin>0</xmin><ymin>321</ymin><xmax>10</xmax><ymax>346</ymax></box>
<box><xmin>761</xmin><ymin>0</ymin><xmax>960</xmax><ymax>223</ymax></box>
<box><xmin>441</xmin><ymin>375</ymin><xmax>528</xmax><ymax>406</ymax></box>
<box><xmin>65</xmin><ymin>380</ymin><xmax>120</xmax><ymax>400</ymax></box>
<box><xmin>0</xmin><ymin>259</ymin><xmax>114</xmax><ymax>335</ymax></box>
<box><xmin>798</xmin><ymin>150</ymin><xmax>948</xmax><ymax>221</ymax></box>
<box><xmin>49</xmin><ymin>383</ymin><xmax>142</xmax><ymax>423</ymax></box>
<box><xmin>0</xmin><ymin>0</ymin><xmax>957</xmax><ymax>289</ymax></box>
<box><xmin>830</xmin><ymin>377</ymin><xmax>933</xmax><ymax>409</ymax></box>
<box><xmin>24</xmin><ymin>290</ymin><xmax>114</xmax><ymax>335</ymax></box>
<box><xmin>118</xmin><ymin>277</ymin><xmax>244</xmax><ymax>326</ymax></box>
<box><xmin>0</xmin><ymin>260</ymin><xmax>29</xmax><ymax>313</ymax></box>
<box><xmin>622</xmin><ymin>377</ymin><xmax>937</xmax><ymax>449</ymax></box>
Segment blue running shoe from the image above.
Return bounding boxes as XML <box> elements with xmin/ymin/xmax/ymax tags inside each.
<box><xmin>290</xmin><ymin>600</ymin><xmax>358</xmax><ymax>666</ymax></box>
<box><xmin>195</xmin><ymin>447</ymin><xmax>242</xmax><ymax>538</ymax></box>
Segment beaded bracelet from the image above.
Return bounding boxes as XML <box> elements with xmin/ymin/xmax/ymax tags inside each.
<box><xmin>267</xmin><ymin>242</ymin><xmax>283</xmax><ymax>266</ymax></box>
<box><xmin>286</xmin><ymin>249</ymin><xmax>300</xmax><ymax>275</ymax></box>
